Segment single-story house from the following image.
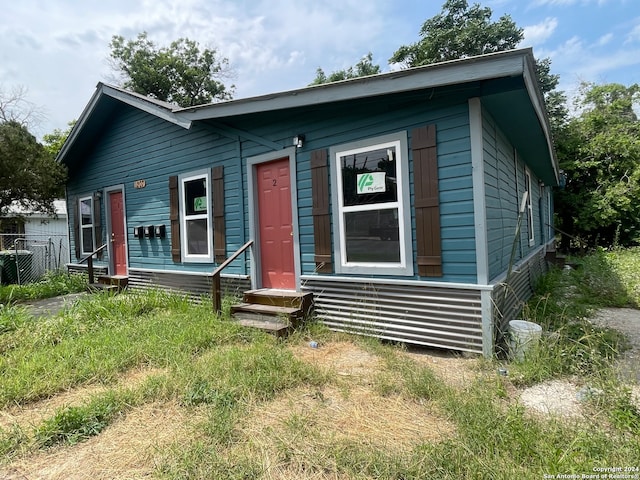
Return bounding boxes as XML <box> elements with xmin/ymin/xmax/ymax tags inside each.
<box><xmin>1</xmin><ymin>200</ymin><xmax>70</xmax><ymax>276</ymax></box>
<box><xmin>58</xmin><ymin>47</ymin><xmax>558</xmax><ymax>357</ymax></box>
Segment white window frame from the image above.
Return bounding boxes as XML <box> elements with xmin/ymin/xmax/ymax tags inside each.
<box><xmin>178</xmin><ymin>169</ymin><xmax>213</xmax><ymax>263</ymax></box>
<box><xmin>79</xmin><ymin>195</ymin><xmax>95</xmax><ymax>256</ymax></box>
<box><xmin>330</xmin><ymin>131</ymin><xmax>413</xmax><ymax>276</ymax></box>
<box><xmin>524</xmin><ymin>168</ymin><xmax>535</xmax><ymax>246</ymax></box>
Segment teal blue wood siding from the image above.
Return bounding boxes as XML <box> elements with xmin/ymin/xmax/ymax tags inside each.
<box><xmin>482</xmin><ymin>107</ymin><xmax>549</xmax><ymax>281</ymax></box>
<box><xmin>68</xmin><ymin>92</ymin><xmax>478</xmax><ymax>283</ymax></box>
<box><xmin>67</xmin><ymin>107</ymin><xmax>245</xmax><ymax>275</ymax></box>
<box><xmin>284</xmin><ymin>100</ymin><xmax>476</xmax><ymax>283</ymax></box>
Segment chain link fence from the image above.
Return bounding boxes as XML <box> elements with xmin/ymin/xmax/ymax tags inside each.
<box><xmin>0</xmin><ymin>234</ymin><xmax>70</xmax><ymax>285</ymax></box>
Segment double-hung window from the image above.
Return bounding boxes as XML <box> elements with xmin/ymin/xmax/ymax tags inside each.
<box><xmin>79</xmin><ymin>196</ymin><xmax>94</xmax><ymax>255</ymax></box>
<box><xmin>179</xmin><ymin>169</ymin><xmax>213</xmax><ymax>262</ymax></box>
<box><xmin>330</xmin><ymin>132</ymin><xmax>413</xmax><ymax>276</ymax></box>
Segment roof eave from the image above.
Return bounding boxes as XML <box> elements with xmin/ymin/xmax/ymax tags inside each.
<box><xmin>181</xmin><ymin>48</ymin><xmax>534</xmax><ymax>121</ymax></box>
<box><xmin>521</xmin><ymin>55</ymin><xmax>559</xmax><ymax>185</ymax></box>
<box><xmin>57</xmin><ymin>83</ymin><xmax>192</xmax><ymax>165</ymax></box>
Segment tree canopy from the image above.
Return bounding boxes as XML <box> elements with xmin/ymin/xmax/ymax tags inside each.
<box><xmin>389</xmin><ymin>0</ymin><xmax>523</xmax><ymax>67</ymax></box>
<box><xmin>0</xmin><ymin>120</ymin><xmax>67</xmax><ymax>218</ymax></box>
<box><xmin>555</xmin><ymin>83</ymin><xmax>640</xmax><ymax>248</ymax></box>
<box><xmin>0</xmin><ymin>87</ymin><xmax>67</xmax><ymax>218</ymax></box>
<box><xmin>42</xmin><ymin>121</ymin><xmax>76</xmax><ymax>158</ymax></box>
<box><xmin>310</xmin><ymin>53</ymin><xmax>381</xmax><ymax>85</ymax></box>
<box><xmin>109</xmin><ymin>32</ymin><xmax>234</xmax><ymax>107</ymax></box>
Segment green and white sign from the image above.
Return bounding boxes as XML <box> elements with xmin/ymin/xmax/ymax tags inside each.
<box><xmin>356</xmin><ymin>172</ymin><xmax>386</xmax><ymax>194</ymax></box>
<box><xmin>193</xmin><ymin>196</ymin><xmax>207</xmax><ymax>212</ymax></box>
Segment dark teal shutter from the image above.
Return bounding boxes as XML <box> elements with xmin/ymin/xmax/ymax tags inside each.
<box><xmin>412</xmin><ymin>125</ymin><xmax>442</xmax><ymax>277</ymax></box>
<box><xmin>311</xmin><ymin>149</ymin><xmax>332</xmax><ymax>273</ymax></box>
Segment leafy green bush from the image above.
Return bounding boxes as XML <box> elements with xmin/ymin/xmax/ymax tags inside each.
<box><xmin>0</xmin><ymin>271</ymin><xmax>87</xmax><ymax>304</ymax></box>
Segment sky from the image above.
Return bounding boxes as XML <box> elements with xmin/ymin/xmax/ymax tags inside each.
<box><xmin>1</xmin><ymin>0</ymin><xmax>639</xmax><ymax>138</ymax></box>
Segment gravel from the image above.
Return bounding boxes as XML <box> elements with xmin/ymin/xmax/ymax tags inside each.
<box><xmin>589</xmin><ymin>307</ymin><xmax>640</xmax><ymax>384</ymax></box>
<box><xmin>520</xmin><ymin>307</ymin><xmax>640</xmax><ymax>418</ymax></box>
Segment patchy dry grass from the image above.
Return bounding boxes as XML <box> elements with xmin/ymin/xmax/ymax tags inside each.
<box><xmin>4</xmin><ymin>400</ymin><xmax>202</xmax><ymax>480</ymax></box>
<box><xmin>1</xmin><ymin>260</ymin><xmax>640</xmax><ymax>480</ymax></box>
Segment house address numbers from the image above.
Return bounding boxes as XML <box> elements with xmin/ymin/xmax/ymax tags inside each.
<box><xmin>134</xmin><ymin>180</ymin><xmax>146</xmax><ymax>189</ymax></box>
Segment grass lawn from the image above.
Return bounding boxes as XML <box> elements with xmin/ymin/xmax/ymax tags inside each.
<box><xmin>0</xmin><ymin>249</ymin><xmax>639</xmax><ymax>479</ymax></box>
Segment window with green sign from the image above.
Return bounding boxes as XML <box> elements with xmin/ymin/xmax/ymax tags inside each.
<box><xmin>330</xmin><ymin>131</ymin><xmax>413</xmax><ymax>276</ymax></box>
<box><xmin>179</xmin><ymin>170</ymin><xmax>213</xmax><ymax>262</ymax></box>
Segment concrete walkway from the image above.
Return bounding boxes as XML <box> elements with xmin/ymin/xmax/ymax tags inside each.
<box><xmin>22</xmin><ymin>292</ymin><xmax>87</xmax><ymax>318</ymax></box>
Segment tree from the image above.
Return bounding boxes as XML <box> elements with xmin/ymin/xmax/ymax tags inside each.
<box><xmin>0</xmin><ymin>121</ymin><xmax>67</xmax><ymax>217</ymax></box>
<box><xmin>310</xmin><ymin>53</ymin><xmax>381</xmax><ymax>85</ymax></box>
<box><xmin>0</xmin><ymin>85</ymin><xmax>43</xmax><ymax>128</ymax></box>
<box><xmin>389</xmin><ymin>0</ymin><xmax>523</xmax><ymax>67</ymax></box>
<box><xmin>555</xmin><ymin>83</ymin><xmax>640</xmax><ymax>248</ymax></box>
<box><xmin>109</xmin><ymin>32</ymin><xmax>234</xmax><ymax>107</ymax></box>
<box><xmin>535</xmin><ymin>57</ymin><xmax>568</xmax><ymax>138</ymax></box>
<box><xmin>0</xmin><ymin>87</ymin><xmax>67</xmax><ymax>218</ymax></box>
<box><xmin>390</xmin><ymin>0</ymin><xmax>567</xmax><ymax>148</ymax></box>
<box><xmin>42</xmin><ymin>120</ymin><xmax>76</xmax><ymax>158</ymax></box>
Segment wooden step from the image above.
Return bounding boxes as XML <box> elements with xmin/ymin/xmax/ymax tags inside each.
<box><xmin>232</xmin><ymin>312</ymin><xmax>291</xmax><ymax>337</ymax></box>
<box><xmin>230</xmin><ymin>289</ymin><xmax>313</xmax><ymax>337</ymax></box>
<box><xmin>545</xmin><ymin>250</ymin><xmax>566</xmax><ymax>266</ymax></box>
<box><xmin>97</xmin><ymin>275</ymin><xmax>129</xmax><ymax>291</ymax></box>
<box><xmin>242</xmin><ymin>289</ymin><xmax>313</xmax><ymax>312</ymax></box>
<box><xmin>231</xmin><ymin>302</ymin><xmax>304</xmax><ymax>322</ymax></box>
<box><xmin>88</xmin><ymin>283</ymin><xmax>119</xmax><ymax>293</ymax></box>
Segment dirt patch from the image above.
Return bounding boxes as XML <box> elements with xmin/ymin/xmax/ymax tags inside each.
<box><xmin>400</xmin><ymin>347</ymin><xmax>481</xmax><ymax>388</ymax></box>
<box><xmin>519</xmin><ymin>380</ymin><xmax>584</xmax><ymax>418</ymax></box>
<box><xmin>290</xmin><ymin>340</ymin><xmax>480</xmax><ymax>389</ymax></box>
<box><xmin>0</xmin><ymin>400</ymin><xmax>196</xmax><ymax>480</ymax></box>
<box><xmin>289</xmin><ymin>340</ymin><xmax>382</xmax><ymax>382</ymax></box>
<box><xmin>244</xmin><ymin>384</ymin><xmax>453</xmax><ymax>448</ymax></box>
<box><xmin>0</xmin><ymin>366</ymin><xmax>166</xmax><ymax>431</ymax></box>
<box><xmin>236</xmin><ymin>383</ymin><xmax>455</xmax><ymax>478</ymax></box>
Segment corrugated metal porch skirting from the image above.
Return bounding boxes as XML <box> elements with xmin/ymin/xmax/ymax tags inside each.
<box><xmin>128</xmin><ymin>269</ymin><xmax>250</xmax><ymax>301</ymax></box>
<box><xmin>302</xmin><ymin>278</ymin><xmax>484</xmax><ymax>354</ymax></box>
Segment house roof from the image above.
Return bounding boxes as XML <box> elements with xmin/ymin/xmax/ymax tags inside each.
<box><xmin>4</xmin><ymin>200</ymin><xmax>67</xmax><ymax>218</ymax></box>
<box><xmin>58</xmin><ymin>47</ymin><xmax>558</xmax><ymax>184</ymax></box>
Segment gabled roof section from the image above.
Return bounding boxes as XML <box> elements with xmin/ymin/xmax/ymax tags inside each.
<box><xmin>57</xmin><ymin>83</ymin><xmax>191</xmax><ymax>165</ymax></box>
<box><xmin>58</xmin><ymin>48</ymin><xmax>557</xmax><ymax>184</ymax></box>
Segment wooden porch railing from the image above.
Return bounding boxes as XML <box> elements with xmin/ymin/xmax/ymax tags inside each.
<box><xmin>211</xmin><ymin>240</ymin><xmax>253</xmax><ymax>314</ymax></box>
<box><xmin>77</xmin><ymin>244</ymin><xmax>108</xmax><ymax>285</ymax></box>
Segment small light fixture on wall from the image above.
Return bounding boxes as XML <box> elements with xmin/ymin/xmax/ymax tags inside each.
<box><xmin>293</xmin><ymin>134</ymin><xmax>305</xmax><ymax>148</ymax></box>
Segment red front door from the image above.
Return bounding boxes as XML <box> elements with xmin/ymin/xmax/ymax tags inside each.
<box><xmin>109</xmin><ymin>190</ymin><xmax>127</xmax><ymax>276</ymax></box>
<box><xmin>257</xmin><ymin>158</ymin><xmax>295</xmax><ymax>289</ymax></box>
